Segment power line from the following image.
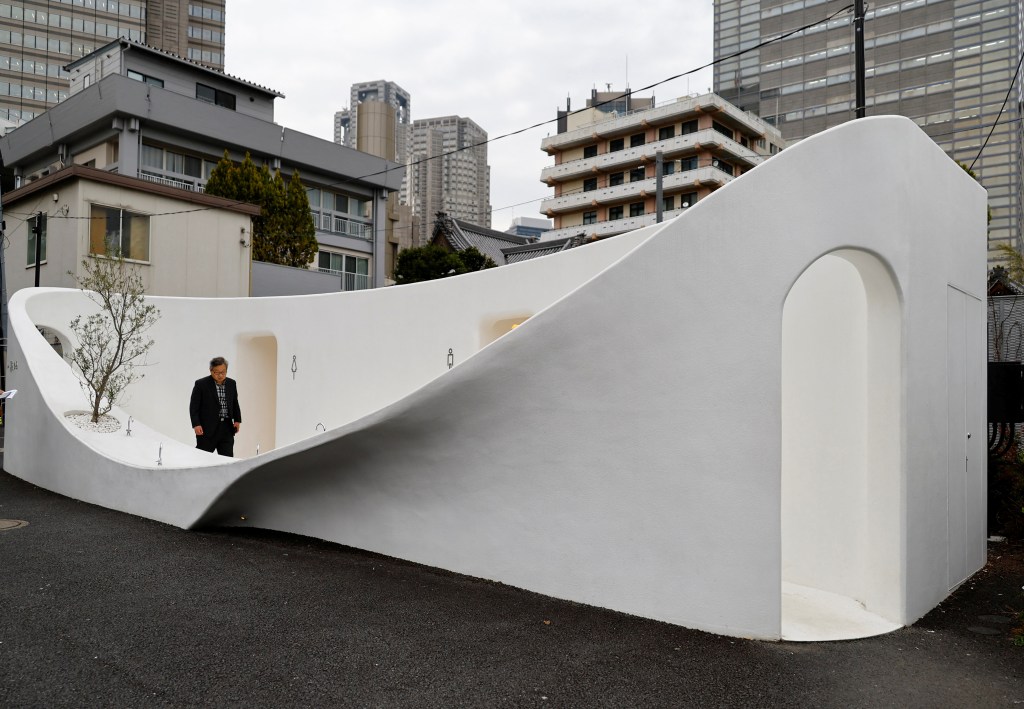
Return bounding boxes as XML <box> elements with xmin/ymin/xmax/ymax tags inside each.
<box><xmin>969</xmin><ymin>49</ymin><xmax>1024</xmax><ymax>172</ymax></box>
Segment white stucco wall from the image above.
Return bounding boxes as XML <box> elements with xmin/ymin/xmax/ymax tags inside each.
<box><xmin>3</xmin><ymin>117</ymin><xmax>988</xmax><ymax>640</ymax></box>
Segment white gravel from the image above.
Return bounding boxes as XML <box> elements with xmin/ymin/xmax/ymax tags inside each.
<box><xmin>65</xmin><ymin>412</ymin><xmax>122</xmax><ymax>433</ymax></box>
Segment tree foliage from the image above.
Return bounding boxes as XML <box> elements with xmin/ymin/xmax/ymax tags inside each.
<box><xmin>204</xmin><ymin>151</ymin><xmax>318</xmax><ymax>267</ymax></box>
<box><xmin>69</xmin><ymin>253</ymin><xmax>160</xmax><ymax>423</ymax></box>
<box><xmin>393</xmin><ymin>245</ymin><xmax>497</xmax><ymax>284</ymax></box>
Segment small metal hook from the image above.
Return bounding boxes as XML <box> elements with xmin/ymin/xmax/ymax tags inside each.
<box><xmin>156</xmin><ymin>442</ymin><xmax>163</xmax><ymax>466</ymax></box>
<box><xmin>316</xmin><ymin>422</ymin><xmax>325</xmax><ymax>432</ymax></box>
<box><xmin>126</xmin><ymin>416</ymin><xmax>133</xmax><ymax>437</ymax></box>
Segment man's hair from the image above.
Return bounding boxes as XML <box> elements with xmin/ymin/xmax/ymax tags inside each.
<box><xmin>209</xmin><ymin>356</ymin><xmax>228</xmax><ymax>369</ymax></box>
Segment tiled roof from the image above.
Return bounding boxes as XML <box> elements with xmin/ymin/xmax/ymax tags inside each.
<box><xmin>432</xmin><ymin>214</ymin><xmax>528</xmax><ymax>264</ymax></box>
<box><xmin>502</xmin><ymin>234</ymin><xmax>589</xmax><ymax>264</ymax></box>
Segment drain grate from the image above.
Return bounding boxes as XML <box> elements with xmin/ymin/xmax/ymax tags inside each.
<box><xmin>0</xmin><ymin>519</ymin><xmax>28</xmax><ymax>531</ymax></box>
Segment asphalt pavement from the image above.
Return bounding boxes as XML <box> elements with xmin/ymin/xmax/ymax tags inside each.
<box><xmin>0</xmin><ymin>459</ymin><xmax>1021</xmax><ymax>708</ymax></box>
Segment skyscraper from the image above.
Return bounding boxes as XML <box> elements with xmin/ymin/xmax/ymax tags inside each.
<box><xmin>410</xmin><ymin>115</ymin><xmax>490</xmax><ymax>246</ymax></box>
<box><xmin>0</xmin><ymin>0</ymin><xmax>225</xmax><ymax>126</ymax></box>
<box><xmin>714</xmin><ymin>0</ymin><xmax>1022</xmax><ymax>256</ymax></box>
<box><xmin>334</xmin><ymin>79</ymin><xmax>412</xmax><ymax>205</ymax></box>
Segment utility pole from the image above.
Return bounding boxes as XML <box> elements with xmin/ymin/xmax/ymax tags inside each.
<box><xmin>854</xmin><ymin>0</ymin><xmax>866</xmax><ymax>118</ymax></box>
<box><xmin>655</xmin><ymin>151</ymin><xmax>664</xmax><ymax>223</ymax></box>
<box><xmin>32</xmin><ymin>212</ymin><xmax>42</xmax><ymax>287</ymax></box>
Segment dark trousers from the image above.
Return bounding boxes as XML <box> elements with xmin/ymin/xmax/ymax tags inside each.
<box><xmin>196</xmin><ymin>419</ymin><xmax>235</xmax><ymax>457</ymax></box>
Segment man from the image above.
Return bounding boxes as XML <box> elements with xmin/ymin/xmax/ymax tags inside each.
<box><xmin>189</xmin><ymin>356</ymin><xmax>242</xmax><ymax>457</ymax></box>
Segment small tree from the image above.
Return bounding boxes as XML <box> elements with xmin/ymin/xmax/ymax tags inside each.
<box><xmin>205</xmin><ymin>151</ymin><xmax>317</xmax><ymax>267</ymax></box>
<box><xmin>394</xmin><ymin>245</ymin><xmax>496</xmax><ymax>284</ymax></box>
<box><xmin>69</xmin><ymin>253</ymin><xmax>160</xmax><ymax>423</ymax></box>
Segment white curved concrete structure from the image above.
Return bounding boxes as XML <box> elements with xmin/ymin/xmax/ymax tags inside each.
<box><xmin>4</xmin><ymin>117</ymin><xmax>988</xmax><ymax>640</ymax></box>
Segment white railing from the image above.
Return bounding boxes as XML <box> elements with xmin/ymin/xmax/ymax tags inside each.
<box><xmin>541</xmin><ymin>93</ymin><xmax>781</xmax><ymax>151</ymax></box>
<box><xmin>317</xmin><ymin>268</ymin><xmax>373</xmax><ymax>291</ymax></box>
<box><xmin>540</xmin><ymin>129</ymin><xmax>763</xmax><ymax>183</ymax></box>
<box><xmin>539</xmin><ymin>167</ymin><xmax>728</xmax><ymax>215</ymax></box>
<box><xmin>138</xmin><ymin>171</ymin><xmax>205</xmax><ymax>193</ymax></box>
<box><xmin>540</xmin><ymin>207</ymin><xmax>692</xmax><ymax>242</ymax></box>
<box><xmin>311</xmin><ymin>211</ymin><xmax>373</xmax><ymax>240</ymax></box>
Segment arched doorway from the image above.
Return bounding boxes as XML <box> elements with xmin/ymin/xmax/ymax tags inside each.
<box><xmin>781</xmin><ymin>250</ymin><xmax>902</xmax><ymax>640</ymax></box>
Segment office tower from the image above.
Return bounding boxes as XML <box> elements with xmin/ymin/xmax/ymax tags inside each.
<box><xmin>713</xmin><ymin>0</ymin><xmax>1023</xmax><ymax>255</ymax></box>
<box><xmin>410</xmin><ymin>115</ymin><xmax>490</xmax><ymax>246</ymax></box>
<box><xmin>148</xmin><ymin>0</ymin><xmax>225</xmax><ymax>69</ymax></box>
<box><xmin>334</xmin><ymin>80</ymin><xmax>412</xmax><ymax>206</ymax></box>
<box><xmin>0</xmin><ymin>0</ymin><xmax>225</xmax><ymax>126</ymax></box>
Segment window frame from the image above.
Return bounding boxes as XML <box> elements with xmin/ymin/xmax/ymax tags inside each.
<box><xmin>88</xmin><ymin>204</ymin><xmax>151</xmax><ymax>262</ymax></box>
<box><xmin>26</xmin><ymin>212</ymin><xmax>46</xmax><ymax>265</ymax></box>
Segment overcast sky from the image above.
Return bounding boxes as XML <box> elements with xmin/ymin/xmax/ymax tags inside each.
<box><xmin>226</xmin><ymin>0</ymin><xmax>715</xmax><ymax>231</ymax></box>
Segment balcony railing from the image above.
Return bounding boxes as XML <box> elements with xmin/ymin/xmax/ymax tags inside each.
<box><xmin>540</xmin><ymin>129</ymin><xmax>762</xmax><ymax>183</ymax></box>
<box><xmin>541</xmin><ymin>93</ymin><xmax>779</xmax><ymax>151</ymax></box>
<box><xmin>139</xmin><ymin>170</ymin><xmax>206</xmax><ymax>192</ymax></box>
<box><xmin>539</xmin><ymin>166</ymin><xmax>728</xmax><ymax>215</ymax></box>
<box><xmin>540</xmin><ymin>206</ymin><xmax>692</xmax><ymax>242</ymax></box>
<box><xmin>312</xmin><ymin>210</ymin><xmax>373</xmax><ymax>240</ymax></box>
<box><xmin>317</xmin><ymin>267</ymin><xmax>373</xmax><ymax>291</ymax></box>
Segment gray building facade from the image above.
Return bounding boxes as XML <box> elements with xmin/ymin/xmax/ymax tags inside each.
<box><xmin>714</xmin><ymin>0</ymin><xmax>1023</xmax><ymax>256</ymax></box>
<box><xmin>0</xmin><ymin>0</ymin><xmax>224</xmax><ymax>127</ymax></box>
<box><xmin>410</xmin><ymin>115</ymin><xmax>491</xmax><ymax>246</ymax></box>
<box><xmin>1</xmin><ymin>39</ymin><xmax>402</xmax><ymax>291</ymax></box>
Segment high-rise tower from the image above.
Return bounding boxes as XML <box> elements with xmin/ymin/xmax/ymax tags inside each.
<box><xmin>713</xmin><ymin>0</ymin><xmax>1022</xmax><ymax>256</ymax></box>
<box><xmin>0</xmin><ymin>0</ymin><xmax>226</xmax><ymax>126</ymax></box>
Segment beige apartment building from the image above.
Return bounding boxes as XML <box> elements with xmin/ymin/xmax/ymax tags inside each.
<box><xmin>538</xmin><ymin>91</ymin><xmax>785</xmax><ymax>242</ymax></box>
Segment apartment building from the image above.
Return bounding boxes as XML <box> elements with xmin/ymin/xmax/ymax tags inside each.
<box><xmin>410</xmin><ymin>115</ymin><xmax>491</xmax><ymax>246</ymax></box>
<box><xmin>713</xmin><ymin>0</ymin><xmax>1022</xmax><ymax>256</ymax></box>
<box><xmin>0</xmin><ymin>39</ymin><xmax>402</xmax><ymax>296</ymax></box>
<box><xmin>538</xmin><ymin>91</ymin><xmax>785</xmax><ymax>242</ymax></box>
<box><xmin>0</xmin><ymin>0</ymin><xmax>224</xmax><ymax>126</ymax></box>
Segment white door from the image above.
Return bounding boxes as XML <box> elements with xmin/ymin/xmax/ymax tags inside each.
<box><xmin>947</xmin><ymin>286</ymin><xmax>985</xmax><ymax>589</ymax></box>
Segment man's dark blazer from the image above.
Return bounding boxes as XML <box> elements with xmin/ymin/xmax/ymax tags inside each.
<box><xmin>189</xmin><ymin>376</ymin><xmax>242</xmax><ymax>436</ymax></box>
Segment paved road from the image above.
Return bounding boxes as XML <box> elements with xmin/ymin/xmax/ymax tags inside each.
<box><xmin>0</xmin><ymin>467</ymin><xmax>1021</xmax><ymax>708</ymax></box>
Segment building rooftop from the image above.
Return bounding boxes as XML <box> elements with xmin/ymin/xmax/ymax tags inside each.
<box><xmin>65</xmin><ymin>38</ymin><xmax>285</xmax><ymax>98</ymax></box>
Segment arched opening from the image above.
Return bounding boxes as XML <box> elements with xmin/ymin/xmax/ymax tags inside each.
<box><xmin>480</xmin><ymin>315</ymin><xmax>532</xmax><ymax>349</ymax></box>
<box><xmin>234</xmin><ymin>334</ymin><xmax>278</xmax><ymax>458</ymax></box>
<box><xmin>781</xmin><ymin>250</ymin><xmax>902</xmax><ymax>640</ymax></box>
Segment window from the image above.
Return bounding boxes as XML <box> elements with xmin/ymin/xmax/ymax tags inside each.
<box><xmin>334</xmin><ymin>193</ymin><xmax>349</xmax><ymax>213</ymax></box>
<box><xmin>89</xmin><ymin>205</ymin><xmax>149</xmax><ymax>260</ymax></box>
<box><xmin>306</xmin><ymin>187</ymin><xmax>321</xmax><ymax>209</ymax></box>
<box><xmin>609</xmin><ymin>172</ymin><xmax>624</xmax><ymax>186</ymax></box>
<box><xmin>680</xmin><ymin>156</ymin><xmax>698</xmax><ymax>171</ymax></box>
<box><xmin>658</xmin><ymin>126</ymin><xmax>675</xmax><ymax>140</ymax></box>
<box><xmin>26</xmin><ymin>213</ymin><xmax>45</xmax><ymax>264</ymax></box>
<box><xmin>196</xmin><ymin>83</ymin><xmax>235</xmax><ymax>110</ymax></box>
<box><xmin>583</xmin><ymin>211</ymin><xmax>597</xmax><ymax>225</ymax></box>
<box><xmin>141</xmin><ymin>144</ymin><xmax>163</xmax><ymax>169</ymax></box>
<box><xmin>609</xmin><ymin>205</ymin><xmax>624</xmax><ymax>220</ymax></box>
<box><xmin>679</xmin><ymin>192</ymin><xmax>697</xmax><ymax>208</ymax></box>
<box><xmin>629</xmin><ymin>202</ymin><xmax>644</xmax><ymax>217</ymax></box>
<box><xmin>712</xmin><ymin>121</ymin><xmax>734</xmax><ymax>139</ymax></box>
<box><xmin>127</xmin><ymin>69</ymin><xmax>163</xmax><ymax>88</ymax></box>
<box><xmin>681</xmin><ymin>120</ymin><xmax>698</xmax><ymax>135</ymax></box>
<box><xmin>583</xmin><ymin>177</ymin><xmax>597</xmax><ymax>192</ymax></box>
<box><xmin>318</xmin><ymin>252</ymin><xmax>370</xmax><ymax>291</ymax></box>
<box><xmin>662</xmin><ymin>196</ymin><xmax>675</xmax><ymax>211</ymax></box>
<box><xmin>583</xmin><ymin>145</ymin><xmax>598</xmax><ymax>159</ymax></box>
<box><xmin>609</xmin><ymin>138</ymin><xmax>624</xmax><ymax>152</ymax></box>
<box><xmin>630</xmin><ymin>133</ymin><xmax>645</xmax><ymax>147</ymax></box>
<box><xmin>712</xmin><ymin>158</ymin><xmax>734</xmax><ymax>175</ymax></box>
<box><xmin>662</xmin><ymin>161</ymin><xmax>676</xmax><ymax>175</ymax></box>
<box><xmin>629</xmin><ymin>166</ymin><xmax>645</xmax><ymax>182</ymax></box>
